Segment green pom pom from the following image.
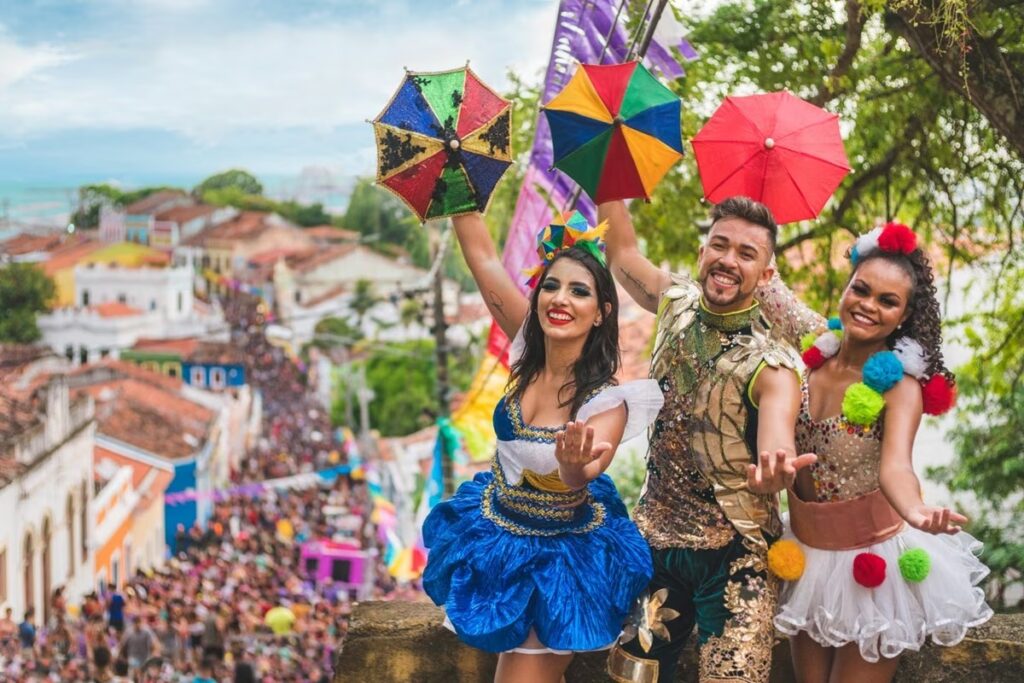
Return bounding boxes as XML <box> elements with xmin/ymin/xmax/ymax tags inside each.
<box><xmin>800</xmin><ymin>333</ymin><xmax>818</xmax><ymax>352</ymax></box>
<box><xmin>843</xmin><ymin>382</ymin><xmax>885</xmax><ymax>425</ymax></box>
<box><xmin>898</xmin><ymin>548</ymin><xmax>931</xmax><ymax>582</ymax></box>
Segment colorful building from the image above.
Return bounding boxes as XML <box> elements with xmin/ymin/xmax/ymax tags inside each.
<box><xmin>122</xmin><ymin>338</ymin><xmax>246</xmax><ymax>388</ymax></box>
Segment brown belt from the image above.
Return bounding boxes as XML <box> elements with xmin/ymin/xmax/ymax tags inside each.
<box><xmin>788</xmin><ymin>487</ymin><xmax>904</xmax><ymax>550</ymax></box>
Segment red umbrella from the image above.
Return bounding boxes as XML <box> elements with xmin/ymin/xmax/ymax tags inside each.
<box><xmin>691</xmin><ymin>91</ymin><xmax>850</xmax><ymax>224</ymax></box>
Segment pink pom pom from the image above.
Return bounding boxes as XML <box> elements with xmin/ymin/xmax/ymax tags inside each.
<box><xmin>853</xmin><ymin>552</ymin><xmax>886</xmax><ymax>588</ymax></box>
<box><xmin>922</xmin><ymin>374</ymin><xmax>956</xmax><ymax>415</ymax></box>
<box><xmin>878</xmin><ymin>222</ymin><xmax>917</xmax><ymax>254</ymax></box>
<box><xmin>802</xmin><ymin>346</ymin><xmax>826</xmax><ymax>369</ymax></box>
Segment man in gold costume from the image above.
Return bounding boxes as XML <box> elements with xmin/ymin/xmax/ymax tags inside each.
<box><xmin>601</xmin><ymin>197</ymin><xmax>821</xmax><ymax>683</ymax></box>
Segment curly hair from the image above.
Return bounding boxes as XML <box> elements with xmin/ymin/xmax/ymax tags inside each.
<box><xmin>508</xmin><ymin>247</ymin><xmax>620</xmax><ymax>418</ymax></box>
<box><xmin>852</xmin><ymin>249</ymin><xmax>952</xmax><ymax>382</ymax></box>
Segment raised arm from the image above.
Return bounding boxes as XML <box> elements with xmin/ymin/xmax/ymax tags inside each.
<box><xmin>452</xmin><ymin>212</ymin><xmax>529</xmax><ymax>339</ymax></box>
<box><xmin>755</xmin><ymin>268</ymin><xmax>827</xmax><ymax>347</ymax></box>
<box><xmin>598</xmin><ymin>200</ymin><xmax>671</xmax><ymax>314</ymax></box>
<box><xmin>879</xmin><ymin>377</ymin><xmax>966</xmax><ymax>534</ymax></box>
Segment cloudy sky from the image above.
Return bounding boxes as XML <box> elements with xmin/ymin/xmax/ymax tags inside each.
<box><xmin>0</xmin><ymin>0</ymin><xmax>556</xmax><ymax>185</ymax></box>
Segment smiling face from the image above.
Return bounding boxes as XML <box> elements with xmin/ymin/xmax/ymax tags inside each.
<box><xmin>536</xmin><ymin>256</ymin><xmax>606</xmax><ymax>342</ymax></box>
<box><xmin>697</xmin><ymin>217</ymin><xmax>775</xmax><ymax>312</ymax></box>
<box><xmin>840</xmin><ymin>256</ymin><xmax>913</xmax><ymax>344</ymax></box>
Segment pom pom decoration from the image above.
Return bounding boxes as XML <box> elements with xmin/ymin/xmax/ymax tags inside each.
<box><xmin>852</xmin><ymin>552</ymin><xmax>887</xmax><ymax>588</ymax></box>
<box><xmin>898</xmin><ymin>548</ymin><xmax>932</xmax><ymax>583</ymax></box>
<box><xmin>800</xmin><ymin>332</ymin><xmax>818</xmax><ymax>353</ymax></box>
<box><xmin>878</xmin><ymin>222</ymin><xmax>918</xmax><ymax>254</ymax></box>
<box><xmin>802</xmin><ymin>346</ymin><xmax>826</xmax><ymax>370</ymax></box>
<box><xmin>827</xmin><ymin>317</ymin><xmax>843</xmax><ymax>331</ymax></box>
<box><xmin>813</xmin><ymin>331</ymin><xmax>842</xmax><ymax>356</ymax></box>
<box><xmin>843</xmin><ymin>382</ymin><xmax>886</xmax><ymax>426</ymax></box>
<box><xmin>862</xmin><ymin>351</ymin><xmax>904</xmax><ymax>394</ymax></box>
<box><xmin>767</xmin><ymin>540</ymin><xmax>806</xmax><ymax>581</ymax></box>
<box><xmin>893</xmin><ymin>337</ymin><xmax>929</xmax><ymax>380</ymax></box>
<box><xmin>851</xmin><ymin>227</ymin><xmax>883</xmax><ymax>265</ymax></box>
<box><xmin>922</xmin><ymin>374</ymin><xmax>957</xmax><ymax>415</ymax></box>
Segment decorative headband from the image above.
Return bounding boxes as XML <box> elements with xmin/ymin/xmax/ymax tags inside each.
<box><xmin>850</xmin><ymin>221</ymin><xmax>918</xmax><ymax>265</ymax></box>
<box><xmin>523</xmin><ymin>210</ymin><xmax>609</xmax><ymax>287</ymax></box>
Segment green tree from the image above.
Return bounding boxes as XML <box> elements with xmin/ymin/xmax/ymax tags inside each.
<box><xmin>348</xmin><ymin>280</ymin><xmax>379</xmax><ymax>329</ymax></box>
<box><xmin>931</xmin><ymin>254</ymin><xmax>1024</xmax><ymax>611</ymax></box>
<box><xmin>0</xmin><ymin>264</ymin><xmax>56</xmax><ymax>342</ymax></box>
<box><xmin>70</xmin><ymin>183</ymin><xmax>183</xmax><ymax>229</ymax></box>
<box><xmin>195</xmin><ymin>169</ymin><xmax>263</xmax><ymax>196</ymax></box>
<box><xmin>399</xmin><ymin>298</ymin><xmax>423</xmax><ymax>330</ymax></box>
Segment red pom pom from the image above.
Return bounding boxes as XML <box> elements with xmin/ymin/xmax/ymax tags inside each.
<box><xmin>922</xmin><ymin>374</ymin><xmax>956</xmax><ymax>415</ymax></box>
<box><xmin>801</xmin><ymin>346</ymin><xmax>826</xmax><ymax>369</ymax></box>
<box><xmin>852</xmin><ymin>552</ymin><xmax>887</xmax><ymax>588</ymax></box>
<box><xmin>878</xmin><ymin>222</ymin><xmax>917</xmax><ymax>254</ymax></box>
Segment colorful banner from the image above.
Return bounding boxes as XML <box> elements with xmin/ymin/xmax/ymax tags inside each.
<box><xmin>164</xmin><ymin>463</ymin><xmax>353</xmax><ymax>505</ymax></box>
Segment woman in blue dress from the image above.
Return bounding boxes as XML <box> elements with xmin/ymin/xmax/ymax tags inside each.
<box><xmin>423</xmin><ymin>210</ymin><xmax>663</xmax><ymax>683</ymax></box>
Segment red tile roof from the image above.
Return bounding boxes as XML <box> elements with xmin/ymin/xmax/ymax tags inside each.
<box><xmin>131</xmin><ymin>337</ymin><xmax>200</xmax><ymax>356</ymax></box>
<box><xmin>39</xmin><ymin>239</ymin><xmax>104</xmax><ymax>276</ymax></box>
<box><xmin>154</xmin><ymin>204</ymin><xmax>216</xmax><ymax>224</ymax></box>
<box><xmin>89</xmin><ymin>302</ymin><xmax>144</xmax><ymax>318</ymax></box>
<box><xmin>285</xmin><ymin>244</ymin><xmax>357</xmax><ymax>273</ymax></box>
<box><xmin>247</xmin><ymin>247</ymin><xmax>313</xmax><ymax>266</ymax></box>
<box><xmin>303</xmin><ymin>225</ymin><xmax>359</xmax><ymax>242</ymax></box>
<box><xmin>124</xmin><ymin>190</ymin><xmax>188</xmax><ymax>215</ymax></box>
<box><xmin>0</xmin><ymin>232</ymin><xmax>63</xmax><ymax>256</ymax></box>
<box><xmin>83</xmin><ymin>378</ymin><xmax>215</xmax><ymax>460</ymax></box>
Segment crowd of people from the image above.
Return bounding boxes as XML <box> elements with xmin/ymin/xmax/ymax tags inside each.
<box><xmin>2</xmin><ymin>292</ymin><xmax>414</xmax><ymax>682</ymax></box>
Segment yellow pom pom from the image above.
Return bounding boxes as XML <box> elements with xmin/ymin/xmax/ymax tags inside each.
<box><xmin>767</xmin><ymin>539</ymin><xmax>805</xmax><ymax>581</ymax></box>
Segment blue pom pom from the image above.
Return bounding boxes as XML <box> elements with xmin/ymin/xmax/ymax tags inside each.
<box><xmin>827</xmin><ymin>317</ymin><xmax>843</xmax><ymax>331</ymax></box>
<box><xmin>863</xmin><ymin>351</ymin><xmax>904</xmax><ymax>393</ymax></box>
<box><xmin>850</xmin><ymin>245</ymin><xmax>860</xmax><ymax>265</ymax></box>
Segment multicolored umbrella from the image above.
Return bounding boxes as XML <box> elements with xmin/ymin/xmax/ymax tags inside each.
<box><xmin>388</xmin><ymin>546</ymin><xmax>427</xmax><ymax>582</ymax></box>
<box><xmin>543</xmin><ymin>61</ymin><xmax>683</xmax><ymax>203</ymax></box>
<box><xmin>372</xmin><ymin>66</ymin><xmax>513</xmax><ymax>222</ymax></box>
<box><xmin>691</xmin><ymin>91</ymin><xmax>850</xmax><ymax>224</ymax></box>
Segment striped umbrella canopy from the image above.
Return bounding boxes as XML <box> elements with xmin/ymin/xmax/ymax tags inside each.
<box><xmin>372</xmin><ymin>66</ymin><xmax>513</xmax><ymax>222</ymax></box>
<box><xmin>543</xmin><ymin>61</ymin><xmax>683</xmax><ymax>203</ymax></box>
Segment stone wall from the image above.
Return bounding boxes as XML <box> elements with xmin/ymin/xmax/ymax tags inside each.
<box><xmin>335</xmin><ymin>601</ymin><xmax>1024</xmax><ymax>683</ymax></box>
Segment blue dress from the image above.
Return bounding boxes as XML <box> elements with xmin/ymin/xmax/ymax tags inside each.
<box><xmin>422</xmin><ymin>381</ymin><xmax>663</xmax><ymax>654</ymax></box>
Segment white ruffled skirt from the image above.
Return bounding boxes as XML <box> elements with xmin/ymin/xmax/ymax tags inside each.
<box><xmin>774</xmin><ymin>516</ymin><xmax>993</xmax><ymax>662</ymax></box>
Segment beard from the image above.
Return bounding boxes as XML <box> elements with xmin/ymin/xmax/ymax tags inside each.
<box><xmin>700</xmin><ymin>268</ymin><xmax>753</xmax><ymax>309</ymax></box>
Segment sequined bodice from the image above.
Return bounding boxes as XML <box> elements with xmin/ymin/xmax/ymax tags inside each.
<box><xmin>796</xmin><ymin>372</ymin><xmax>884</xmax><ymax>502</ymax></box>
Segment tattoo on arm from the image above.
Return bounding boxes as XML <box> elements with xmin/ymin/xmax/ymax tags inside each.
<box><xmin>487</xmin><ymin>290</ymin><xmax>507</xmax><ymax>323</ymax></box>
<box><xmin>619</xmin><ymin>267</ymin><xmax>659</xmax><ymax>307</ymax></box>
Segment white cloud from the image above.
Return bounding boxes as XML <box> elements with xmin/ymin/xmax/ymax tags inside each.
<box><xmin>0</xmin><ymin>3</ymin><xmax>554</xmax><ymax>141</ymax></box>
<box><xmin>0</xmin><ymin>27</ymin><xmax>79</xmax><ymax>90</ymax></box>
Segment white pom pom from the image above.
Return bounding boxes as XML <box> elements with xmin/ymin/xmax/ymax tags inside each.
<box><xmin>894</xmin><ymin>337</ymin><xmax>929</xmax><ymax>379</ymax></box>
<box><xmin>855</xmin><ymin>227</ymin><xmax>883</xmax><ymax>260</ymax></box>
<box><xmin>813</xmin><ymin>331</ymin><xmax>842</xmax><ymax>356</ymax></box>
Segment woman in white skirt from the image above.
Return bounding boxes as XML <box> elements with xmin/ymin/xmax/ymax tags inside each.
<box><xmin>771</xmin><ymin>222</ymin><xmax>992</xmax><ymax>683</ymax></box>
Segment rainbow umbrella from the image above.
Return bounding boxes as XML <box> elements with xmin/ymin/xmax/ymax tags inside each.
<box><xmin>543</xmin><ymin>61</ymin><xmax>683</xmax><ymax>203</ymax></box>
<box><xmin>372</xmin><ymin>66</ymin><xmax>513</xmax><ymax>222</ymax></box>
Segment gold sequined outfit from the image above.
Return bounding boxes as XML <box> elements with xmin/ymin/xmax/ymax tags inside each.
<box><xmin>610</xmin><ymin>273</ymin><xmax>808</xmax><ymax>683</ymax></box>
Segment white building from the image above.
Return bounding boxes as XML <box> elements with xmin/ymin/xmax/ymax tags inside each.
<box><xmin>37</xmin><ymin>264</ymin><xmax>228</xmax><ymax>365</ymax></box>
<box><xmin>0</xmin><ymin>349</ymin><xmax>95</xmax><ymax>623</ymax></box>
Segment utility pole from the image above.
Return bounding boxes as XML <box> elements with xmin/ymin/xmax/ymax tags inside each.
<box><xmin>431</xmin><ymin>227</ymin><xmax>454</xmax><ymax>496</ymax></box>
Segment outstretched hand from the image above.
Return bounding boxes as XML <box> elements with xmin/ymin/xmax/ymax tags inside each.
<box><xmin>905</xmin><ymin>504</ymin><xmax>967</xmax><ymax>535</ymax></box>
<box><xmin>746</xmin><ymin>449</ymin><xmax>817</xmax><ymax>495</ymax></box>
<box><xmin>555</xmin><ymin>420</ymin><xmax>612</xmax><ymax>470</ymax></box>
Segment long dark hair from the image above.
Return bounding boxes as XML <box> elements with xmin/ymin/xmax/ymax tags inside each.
<box><xmin>851</xmin><ymin>249</ymin><xmax>952</xmax><ymax>380</ymax></box>
<box><xmin>508</xmin><ymin>247</ymin><xmax>620</xmax><ymax>418</ymax></box>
